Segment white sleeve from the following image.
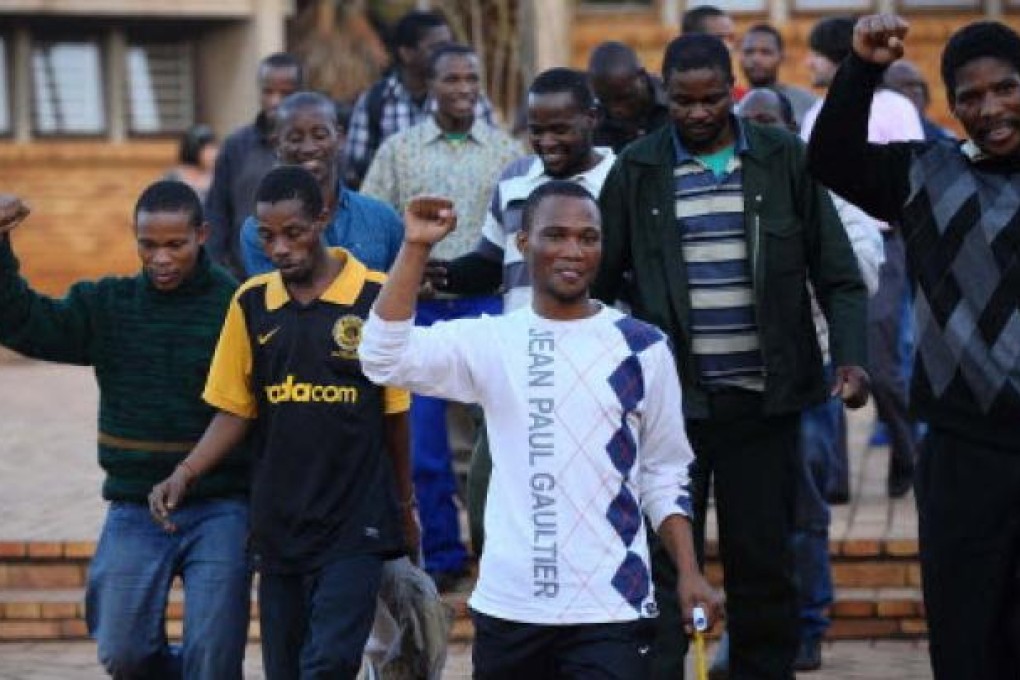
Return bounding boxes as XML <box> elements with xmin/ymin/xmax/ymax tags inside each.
<box><xmin>831</xmin><ymin>193</ymin><xmax>885</xmax><ymax>296</ymax></box>
<box><xmin>359</xmin><ymin>310</ymin><xmax>483</xmax><ymax>404</ymax></box>
<box><xmin>637</xmin><ymin>341</ymin><xmax>695</xmax><ymax>530</ymax></box>
<box><xmin>479</xmin><ymin>185</ymin><xmax>507</xmax><ymax>255</ymax></box>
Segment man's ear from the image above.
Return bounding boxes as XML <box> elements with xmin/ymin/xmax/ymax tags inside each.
<box><xmin>313</xmin><ymin>208</ymin><xmax>330</xmax><ymax>234</ymax></box>
<box><xmin>516</xmin><ymin>228</ymin><xmax>530</xmax><ymax>258</ymax></box>
<box><xmin>195</xmin><ymin>221</ymin><xmax>210</xmax><ymax>246</ymax></box>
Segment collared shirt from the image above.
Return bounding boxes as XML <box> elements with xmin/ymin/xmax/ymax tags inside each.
<box><xmin>361</xmin><ymin>117</ymin><xmax>523</xmax><ymax>260</ymax></box>
<box><xmin>240</xmin><ymin>182</ymin><xmax>404</xmax><ymax>277</ymax></box>
<box><xmin>672</xmin><ymin>118</ymin><xmax>765</xmax><ymax>392</ymax></box>
<box><xmin>344</xmin><ymin>72</ymin><xmax>498</xmax><ymax>185</ymax></box>
<box><xmin>477</xmin><ymin>150</ymin><xmax>617</xmax><ymax>312</ymax></box>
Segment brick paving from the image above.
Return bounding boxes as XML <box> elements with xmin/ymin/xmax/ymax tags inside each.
<box><xmin>0</xmin><ymin>640</ymin><xmax>933</xmax><ymax>678</ymax></box>
<box><xmin>0</xmin><ymin>357</ymin><xmax>931</xmax><ymax>677</ymax></box>
<box><xmin>0</xmin><ymin>357</ymin><xmax>917</xmax><ymax>543</ymax></box>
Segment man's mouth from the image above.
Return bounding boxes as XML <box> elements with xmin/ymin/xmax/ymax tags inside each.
<box><xmin>300</xmin><ymin>160</ymin><xmax>325</xmax><ymax>178</ymax></box>
<box><xmin>151</xmin><ymin>270</ymin><xmax>178</xmax><ymax>286</ymax></box>
<box><xmin>541</xmin><ymin>150</ymin><xmax>567</xmax><ymax>165</ymax></box>
<box><xmin>983</xmin><ymin>121</ymin><xmax>1018</xmax><ymax>144</ymax></box>
<box><xmin>554</xmin><ymin>267</ymin><xmax>585</xmax><ymax>284</ymax></box>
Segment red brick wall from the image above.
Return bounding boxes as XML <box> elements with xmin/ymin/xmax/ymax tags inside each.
<box><xmin>572</xmin><ymin>13</ymin><xmax>1020</xmax><ymax>134</ymax></box>
<box><xmin>0</xmin><ymin>141</ymin><xmax>176</xmax><ymax>296</ymax></box>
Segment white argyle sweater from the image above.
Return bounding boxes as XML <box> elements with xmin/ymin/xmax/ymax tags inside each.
<box><xmin>360</xmin><ymin>304</ymin><xmax>694</xmax><ymax>624</ymax></box>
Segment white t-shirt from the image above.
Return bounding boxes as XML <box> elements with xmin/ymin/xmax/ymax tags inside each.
<box><xmin>360</xmin><ymin>304</ymin><xmax>694</xmax><ymax>624</ymax></box>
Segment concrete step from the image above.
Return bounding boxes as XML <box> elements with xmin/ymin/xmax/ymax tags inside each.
<box><xmin>0</xmin><ymin>540</ymin><xmax>926</xmax><ymax>642</ymax></box>
<box><xmin>0</xmin><ymin>585</ymin><xmax>925</xmax><ymax>642</ymax></box>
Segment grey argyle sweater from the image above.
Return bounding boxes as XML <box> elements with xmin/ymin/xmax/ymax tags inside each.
<box><xmin>808</xmin><ymin>54</ymin><xmax>1020</xmax><ymax>450</ymax></box>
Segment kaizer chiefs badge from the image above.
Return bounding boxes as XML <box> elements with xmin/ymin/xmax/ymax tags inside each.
<box><xmin>332</xmin><ymin>315</ymin><xmax>363</xmax><ymax>359</ymax></box>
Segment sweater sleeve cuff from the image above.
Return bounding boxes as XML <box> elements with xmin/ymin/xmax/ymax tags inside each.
<box><xmin>646</xmin><ymin>493</ymin><xmax>693</xmax><ymax>532</ymax></box>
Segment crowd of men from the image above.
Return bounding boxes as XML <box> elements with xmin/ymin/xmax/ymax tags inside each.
<box><xmin>0</xmin><ymin>5</ymin><xmax>1018</xmax><ymax>680</ymax></box>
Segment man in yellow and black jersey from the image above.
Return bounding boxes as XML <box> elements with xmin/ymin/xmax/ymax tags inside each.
<box><xmin>149</xmin><ymin>166</ymin><xmax>416</xmax><ymax>679</ymax></box>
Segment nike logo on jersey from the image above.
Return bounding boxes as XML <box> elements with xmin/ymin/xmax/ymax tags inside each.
<box><xmin>257</xmin><ymin>327</ymin><xmax>280</xmax><ymax>345</ymax></box>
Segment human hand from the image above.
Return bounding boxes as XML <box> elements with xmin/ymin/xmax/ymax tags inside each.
<box><xmin>147</xmin><ymin>464</ymin><xmax>193</xmax><ymax>532</ymax></box>
<box><xmin>678</xmin><ymin>569</ymin><xmax>725</xmax><ymax>635</ymax></box>
<box><xmin>423</xmin><ymin>258</ymin><xmax>451</xmax><ymax>291</ymax></box>
<box><xmin>831</xmin><ymin>365</ymin><xmax>870</xmax><ymax>409</ymax></box>
<box><xmin>404</xmin><ymin>196</ymin><xmax>456</xmax><ymax>246</ymax></box>
<box><xmin>852</xmin><ymin>14</ymin><xmax>909</xmax><ymax>66</ymax></box>
<box><xmin>0</xmin><ymin>195</ymin><xmax>30</xmax><ymax>236</ymax></box>
<box><xmin>402</xmin><ymin>504</ymin><xmax>422</xmax><ymax>566</ymax></box>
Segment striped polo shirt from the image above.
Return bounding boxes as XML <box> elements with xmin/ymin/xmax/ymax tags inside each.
<box><xmin>672</xmin><ymin>122</ymin><xmax>764</xmax><ymax>392</ymax></box>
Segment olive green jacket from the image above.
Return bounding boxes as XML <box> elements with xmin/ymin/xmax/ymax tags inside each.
<box><xmin>593</xmin><ymin>122</ymin><xmax>867</xmax><ymax>418</ymax></box>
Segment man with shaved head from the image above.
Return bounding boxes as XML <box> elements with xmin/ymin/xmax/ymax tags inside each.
<box><xmin>240</xmin><ymin>91</ymin><xmax>404</xmax><ymax>277</ymax></box>
<box><xmin>588</xmin><ymin>41</ymin><xmax>670</xmax><ymax>152</ymax></box>
<box><xmin>736</xmin><ymin>87</ymin><xmax>798</xmax><ymax>131</ymax></box>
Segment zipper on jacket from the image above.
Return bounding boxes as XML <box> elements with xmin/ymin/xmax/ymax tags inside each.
<box><xmin>752</xmin><ymin>198</ymin><xmax>768</xmax><ymax>380</ymax></box>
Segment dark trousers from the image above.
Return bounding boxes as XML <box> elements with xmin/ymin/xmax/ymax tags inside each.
<box><xmin>917</xmin><ymin>429</ymin><xmax>1020</xmax><ymax>679</ymax></box>
<box><xmin>471</xmin><ymin>611</ymin><xmax>654</xmax><ymax>680</ymax></box>
<box><xmin>259</xmin><ymin>553</ymin><xmax>383</xmax><ymax>680</ymax></box>
<box><xmin>869</xmin><ymin>232</ymin><xmax>917</xmax><ymax>482</ymax></box>
<box><xmin>826</xmin><ymin>406</ymin><xmax>850</xmax><ymax>500</ymax></box>
<box><xmin>650</xmin><ymin>392</ymin><xmax>799</xmax><ymax>680</ymax></box>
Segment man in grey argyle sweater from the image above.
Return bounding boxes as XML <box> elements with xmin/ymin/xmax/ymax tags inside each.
<box><xmin>809</xmin><ymin>15</ymin><xmax>1020</xmax><ymax>680</ymax></box>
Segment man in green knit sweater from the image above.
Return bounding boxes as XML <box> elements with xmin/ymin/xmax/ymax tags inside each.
<box><xmin>0</xmin><ymin>183</ymin><xmax>250</xmax><ymax>679</ymax></box>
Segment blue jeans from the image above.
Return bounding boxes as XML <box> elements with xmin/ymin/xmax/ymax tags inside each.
<box><xmin>792</xmin><ymin>393</ymin><xmax>838</xmax><ymax>644</ymax></box>
<box><xmin>85</xmin><ymin>499</ymin><xmax>250</xmax><ymax>679</ymax></box>
<box><xmin>412</xmin><ymin>295</ymin><xmax>501</xmax><ymax>574</ymax></box>
<box><xmin>259</xmin><ymin>553</ymin><xmax>384</xmax><ymax>680</ymax></box>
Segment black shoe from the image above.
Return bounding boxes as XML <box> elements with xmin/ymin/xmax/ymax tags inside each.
<box><xmin>826</xmin><ymin>489</ymin><xmax>850</xmax><ymax>505</ymax></box>
<box><xmin>793</xmin><ymin>639</ymin><xmax>822</xmax><ymax>672</ymax></box>
<box><xmin>887</xmin><ymin>468</ymin><xmax>914</xmax><ymax>498</ymax></box>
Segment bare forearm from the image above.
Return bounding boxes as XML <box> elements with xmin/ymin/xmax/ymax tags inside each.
<box><xmin>182</xmin><ymin>410</ymin><xmax>251</xmax><ymax>478</ymax></box>
<box><xmin>384</xmin><ymin>411</ymin><xmax>414</xmax><ymax>504</ymax></box>
<box><xmin>374</xmin><ymin>242</ymin><xmax>433</xmax><ymax>321</ymax></box>
<box><xmin>658</xmin><ymin>514</ymin><xmax>700</xmax><ymax>576</ymax></box>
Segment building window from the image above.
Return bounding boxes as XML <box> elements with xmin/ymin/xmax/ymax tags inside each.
<box><xmin>707</xmin><ymin>0</ymin><xmax>768</xmax><ymax>10</ymax></box>
<box><xmin>898</xmin><ymin>0</ymin><xmax>979</xmax><ymax>7</ymax></box>
<box><xmin>31</xmin><ymin>39</ymin><xmax>106</xmax><ymax>135</ymax></box>
<box><xmin>793</xmin><ymin>0</ymin><xmax>874</xmax><ymax>9</ymax></box>
<box><xmin>0</xmin><ymin>36</ymin><xmax>10</xmax><ymax>135</ymax></box>
<box><xmin>125</xmin><ymin>41</ymin><xmax>195</xmax><ymax>135</ymax></box>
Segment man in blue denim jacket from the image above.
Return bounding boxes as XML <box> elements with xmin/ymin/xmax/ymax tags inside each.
<box><xmin>240</xmin><ymin>92</ymin><xmax>403</xmax><ymax>277</ymax></box>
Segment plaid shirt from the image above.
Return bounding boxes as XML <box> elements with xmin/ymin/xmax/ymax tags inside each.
<box><xmin>344</xmin><ymin>72</ymin><xmax>497</xmax><ymax>186</ymax></box>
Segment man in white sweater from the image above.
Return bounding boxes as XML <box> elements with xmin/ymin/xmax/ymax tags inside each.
<box><xmin>360</xmin><ymin>182</ymin><xmax>721</xmax><ymax>678</ymax></box>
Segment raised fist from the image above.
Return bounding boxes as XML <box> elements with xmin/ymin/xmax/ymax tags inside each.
<box><xmin>0</xmin><ymin>195</ymin><xmax>30</xmax><ymax>236</ymax></box>
<box><xmin>404</xmin><ymin>196</ymin><xmax>457</xmax><ymax>247</ymax></box>
<box><xmin>853</xmin><ymin>14</ymin><xmax>909</xmax><ymax>66</ymax></box>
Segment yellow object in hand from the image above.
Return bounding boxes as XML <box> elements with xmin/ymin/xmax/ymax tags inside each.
<box><xmin>692</xmin><ymin>606</ymin><xmax>709</xmax><ymax>680</ymax></box>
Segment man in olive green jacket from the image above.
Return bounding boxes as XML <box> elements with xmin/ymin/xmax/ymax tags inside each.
<box><xmin>592</xmin><ymin>34</ymin><xmax>868</xmax><ymax>680</ymax></box>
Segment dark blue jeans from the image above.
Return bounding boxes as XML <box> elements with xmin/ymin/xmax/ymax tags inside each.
<box><xmin>412</xmin><ymin>295</ymin><xmax>501</xmax><ymax>574</ymax></box>
<box><xmin>792</xmin><ymin>393</ymin><xmax>838</xmax><ymax>644</ymax></box>
<box><xmin>85</xmin><ymin>499</ymin><xmax>250</xmax><ymax>680</ymax></box>
<box><xmin>259</xmin><ymin>553</ymin><xmax>384</xmax><ymax>680</ymax></box>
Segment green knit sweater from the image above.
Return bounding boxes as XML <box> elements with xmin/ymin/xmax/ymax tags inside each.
<box><xmin>0</xmin><ymin>236</ymin><xmax>249</xmax><ymax>502</ymax></box>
